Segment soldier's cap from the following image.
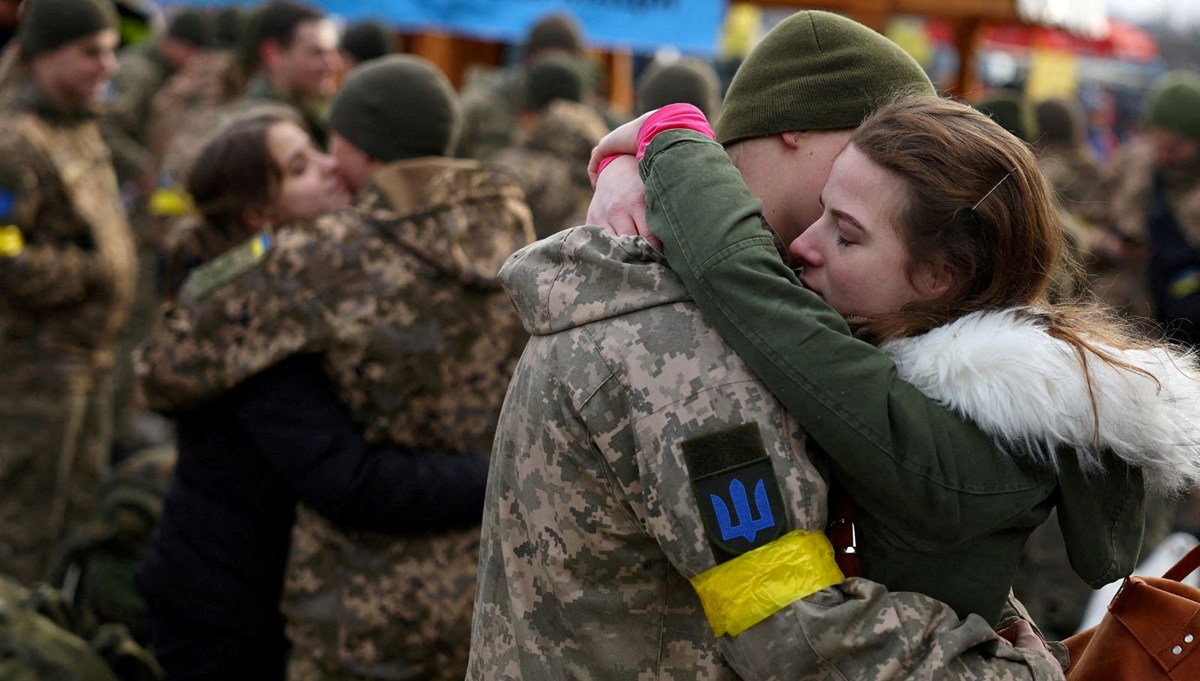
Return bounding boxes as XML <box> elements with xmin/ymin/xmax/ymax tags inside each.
<box><xmin>341</xmin><ymin>21</ymin><xmax>393</xmax><ymax>65</ymax></box>
<box><xmin>18</xmin><ymin>0</ymin><xmax>119</xmax><ymax>60</ymax></box>
<box><xmin>521</xmin><ymin>12</ymin><xmax>585</xmax><ymax>63</ymax></box>
<box><xmin>637</xmin><ymin>58</ymin><xmax>722</xmax><ymax>118</ymax></box>
<box><xmin>166</xmin><ymin>8</ymin><xmax>217</xmax><ymax>49</ymax></box>
<box><xmin>328</xmin><ymin>54</ymin><xmax>461</xmax><ymax>163</ymax></box>
<box><xmin>1144</xmin><ymin>70</ymin><xmax>1200</xmax><ymax>145</ymax></box>
<box><xmin>523</xmin><ymin>55</ymin><xmax>585</xmax><ymax>113</ymax></box>
<box><xmin>1036</xmin><ymin>98</ymin><xmax>1081</xmax><ymax>146</ymax></box>
<box><xmin>972</xmin><ymin>89</ymin><xmax>1035</xmax><ymax>143</ymax></box>
<box><xmin>715</xmin><ymin>10</ymin><xmax>934</xmax><ymax>146</ymax></box>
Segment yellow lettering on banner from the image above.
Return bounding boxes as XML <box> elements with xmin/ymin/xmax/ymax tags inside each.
<box><xmin>691</xmin><ymin>529</ymin><xmax>844</xmax><ymax>637</ymax></box>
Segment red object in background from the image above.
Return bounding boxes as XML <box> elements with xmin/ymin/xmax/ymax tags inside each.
<box><xmin>926</xmin><ymin>18</ymin><xmax>1160</xmax><ymax>63</ymax></box>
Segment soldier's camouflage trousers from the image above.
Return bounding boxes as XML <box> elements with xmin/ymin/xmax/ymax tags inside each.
<box><xmin>0</xmin><ymin>358</ymin><xmax>113</xmax><ymax>583</ymax></box>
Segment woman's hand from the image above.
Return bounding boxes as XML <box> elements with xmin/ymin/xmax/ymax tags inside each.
<box><xmin>585</xmin><ymin>154</ymin><xmax>660</xmax><ymax>251</ymax></box>
<box><xmin>587</xmin><ymin>110</ymin><xmax>654</xmax><ymax>187</ymax></box>
<box><xmin>997</xmin><ymin>619</ymin><xmax>1061</xmax><ymax>670</ymax></box>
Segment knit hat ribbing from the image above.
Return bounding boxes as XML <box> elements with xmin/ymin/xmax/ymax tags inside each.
<box><xmin>328</xmin><ymin>55</ymin><xmax>460</xmax><ymax>162</ymax></box>
<box><xmin>715</xmin><ymin>11</ymin><xmax>934</xmax><ymax>145</ymax></box>
<box><xmin>18</xmin><ymin>0</ymin><xmax>118</xmax><ymax>59</ymax></box>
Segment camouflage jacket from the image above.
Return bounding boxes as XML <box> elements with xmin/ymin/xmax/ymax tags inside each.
<box><xmin>493</xmin><ymin>100</ymin><xmax>608</xmax><ymax>239</ymax></box>
<box><xmin>467</xmin><ymin>225</ymin><xmax>1064</xmax><ymax>681</ymax></box>
<box><xmin>0</xmin><ymin>78</ymin><xmax>137</xmax><ymax>368</ymax></box>
<box><xmin>136</xmin><ymin>157</ymin><xmax>534</xmax><ymax>679</ymax></box>
<box><xmin>101</xmin><ymin>41</ymin><xmax>176</xmax><ymax>186</ymax></box>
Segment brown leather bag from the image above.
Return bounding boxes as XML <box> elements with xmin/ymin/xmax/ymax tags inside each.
<box><xmin>1064</xmin><ymin>542</ymin><xmax>1200</xmax><ymax>680</ymax></box>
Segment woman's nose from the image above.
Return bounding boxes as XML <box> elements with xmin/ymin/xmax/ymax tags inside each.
<box><xmin>788</xmin><ymin>231</ymin><xmax>821</xmax><ymax>269</ymax></box>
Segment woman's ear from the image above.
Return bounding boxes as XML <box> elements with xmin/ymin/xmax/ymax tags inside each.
<box><xmin>242</xmin><ymin>206</ymin><xmax>271</xmax><ymax>231</ymax></box>
<box><xmin>916</xmin><ymin>261</ymin><xmax>953</xmax><ymax>300</ymax></box>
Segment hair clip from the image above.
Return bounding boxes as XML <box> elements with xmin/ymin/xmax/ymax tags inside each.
<box><xmin>971</xmin><ymin>167</ymin><xmax>1018</xmax><ymax>212</ymax></box>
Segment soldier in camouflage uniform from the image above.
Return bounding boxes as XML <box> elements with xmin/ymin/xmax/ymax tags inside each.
<box><xmin>101</xmin><ymin>9</ymin><xmax>215</xmax><ymax>192</ymax></box>
<box><xmin>469</xmin><ymin>223</ymin><xmax>1063</xmax><ymax>680</ymax></box>
<box><xmin>0</xmin><ymin>0</ymin><xmax>136</xmax><ymax>584</ymax></box>
<box><xmin>493</xmin><ymin>56</ymin><xmax>609</xmax><ymax>239</ymax></box>
<box><xmin>1099</xmin><ymin>71</ymin><xmax>1200</xmax><ymax>346</ymax></box>
<box><xmin>478</xmin><ymin>12</ymin><xmax>1068</xmax><ymax>679</ymax></box>
<box><xmin>136</xmin><ymin>56</ymin><xmax>534</xmax><ymax>680</ymax></box>
<box><xmin>233</xmin><ymin>1</ymin><xmax>340</xmax><ymax>149</ymax></box>
<box><xmin>454</xmin><ymin>12</ymin><xmax>591</xmax><ymax>162</ymax></box>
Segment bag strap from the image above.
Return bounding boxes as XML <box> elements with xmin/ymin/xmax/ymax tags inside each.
<box><xmin>1162</xmin><ymin>542</ymin><xmax>1200</xmax><ymax>582</ymax></box>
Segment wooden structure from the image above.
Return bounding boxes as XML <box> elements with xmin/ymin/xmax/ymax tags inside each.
<box><xmin>401</xmin><ymin>0</ymin><xmax>1106</xmax><ymax>113</ymax></box>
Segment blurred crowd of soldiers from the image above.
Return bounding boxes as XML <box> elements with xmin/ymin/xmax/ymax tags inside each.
<box><xmin>0</xmin><ymin>0</ymin><xmax>1199</xmax><ymax>677</ymax></box>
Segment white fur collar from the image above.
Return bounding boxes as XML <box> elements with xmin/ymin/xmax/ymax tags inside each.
<box><xmin>880</xmin><ymin>308</ymin><xmax>1200</xmax><ymax>495</ymax></box>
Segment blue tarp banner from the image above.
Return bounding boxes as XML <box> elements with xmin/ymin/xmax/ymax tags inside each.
<box><xmin>167</xmin><ymin>0</ymin><xmax>726</xmax><ymax>55</ymax></box>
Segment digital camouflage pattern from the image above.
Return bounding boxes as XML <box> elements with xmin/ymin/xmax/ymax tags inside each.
<box><xmin>467</xmin><ymin>225</ymin><xmax>1065</xmax><ymax>681</ymax></box>
<box><xmin>493</xmin><ymin>99</ymin><xmax>608</xmax><ymax>238</ymax></box>
<box><xmin>0</xmin><ymin>77</ymin><xmax>137</xmax><ymax>584</ymax></box>
<box><xmin>136</xmin><ymin>158</ymin><xmax>534</xmax><ymax>680</ymax></box>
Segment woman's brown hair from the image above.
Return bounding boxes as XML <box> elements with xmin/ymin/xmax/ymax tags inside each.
<box><xmin>164</xmin><ymin>106</ymin><xmax>299</xmax><ymax>294</ymax></box>
<box><xmin>850</xmin><ymin>94</ymin><xmax>1161</xmax><ymax>441</ymax></box>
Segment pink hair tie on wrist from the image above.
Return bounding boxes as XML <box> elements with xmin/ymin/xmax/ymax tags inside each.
<box><xmin>636</xmin><ymin>103</ymin><xmax>716</xmax><ymax>159</ymax></box>
<box><xmin>595</xmin><ymin>153</ymin><xmax>627</xmax><ymax>177</ymax></box>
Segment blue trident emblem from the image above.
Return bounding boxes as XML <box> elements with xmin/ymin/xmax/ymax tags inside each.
<box><xmin>710</xmin><ymin>478</ymin><xmax>776</xmax><ymax>543</ymax></box>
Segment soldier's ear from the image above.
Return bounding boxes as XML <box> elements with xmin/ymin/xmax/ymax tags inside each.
<box><xmin>260</xmin><ymin>39</ymin><xmax>282</xmax><ymax>70</ymax></box>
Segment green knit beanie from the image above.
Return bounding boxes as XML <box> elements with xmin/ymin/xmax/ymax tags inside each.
<box><xmin>1144</xmin><ymin>71</ymin><xmax>1200</xmax><ymax>145</ymax></box>
<box><xmin>972</xmin><ymin>89</ymin><xmax>1035</xmax><ymax>143</ymax></box>
<box><xmin>328</xmin><ymin>55</ymin><xmax>461</xmax><ymax>162</ymax></box>
<box><xmin>18</xmin><ymin>0</ymin><xmax>118</xmax><ymax>59</ymax></box>
<box><xmin>637</xmin><ymin>58</ymin><xmax>721</xmax><ymax>117</ymax></box>
<box><xmin>524</xmin><ymin>56</ymin><xmax>585</xmax><ymax>112</ymax></box>
<box><xmin>166</xmin><ymin>9</ymin><xmax>217</xmax><ymax>49</ymax></box>
<box><xmin>341</xmin><ymin>21</ymin><xmax>393</xmax><ymax>65</ymax></box>
<box><xmin>521</xmin><ymin>12</ymin><xmax>585</xmax><ymax>63</ymax></box>
<box><xmin>716</xmin><ymin>10</ymin><xmax>933</xmax><ymax>145</ymax></box>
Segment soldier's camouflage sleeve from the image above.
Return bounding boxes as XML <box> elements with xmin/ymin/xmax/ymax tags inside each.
<box><xmin>135</xmin><ymin>222</ymin><xmax>342</xmax><ymax>412</ymax></box>
<box><xmin>724</xmin><ymin>581</ymin><xmax>1063</xmax><ymax>680</ymax></box>
<box><xmin>0</xmin><ymin>131</ymin><xmax>108</xmax><ymax>310</ymax></box>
